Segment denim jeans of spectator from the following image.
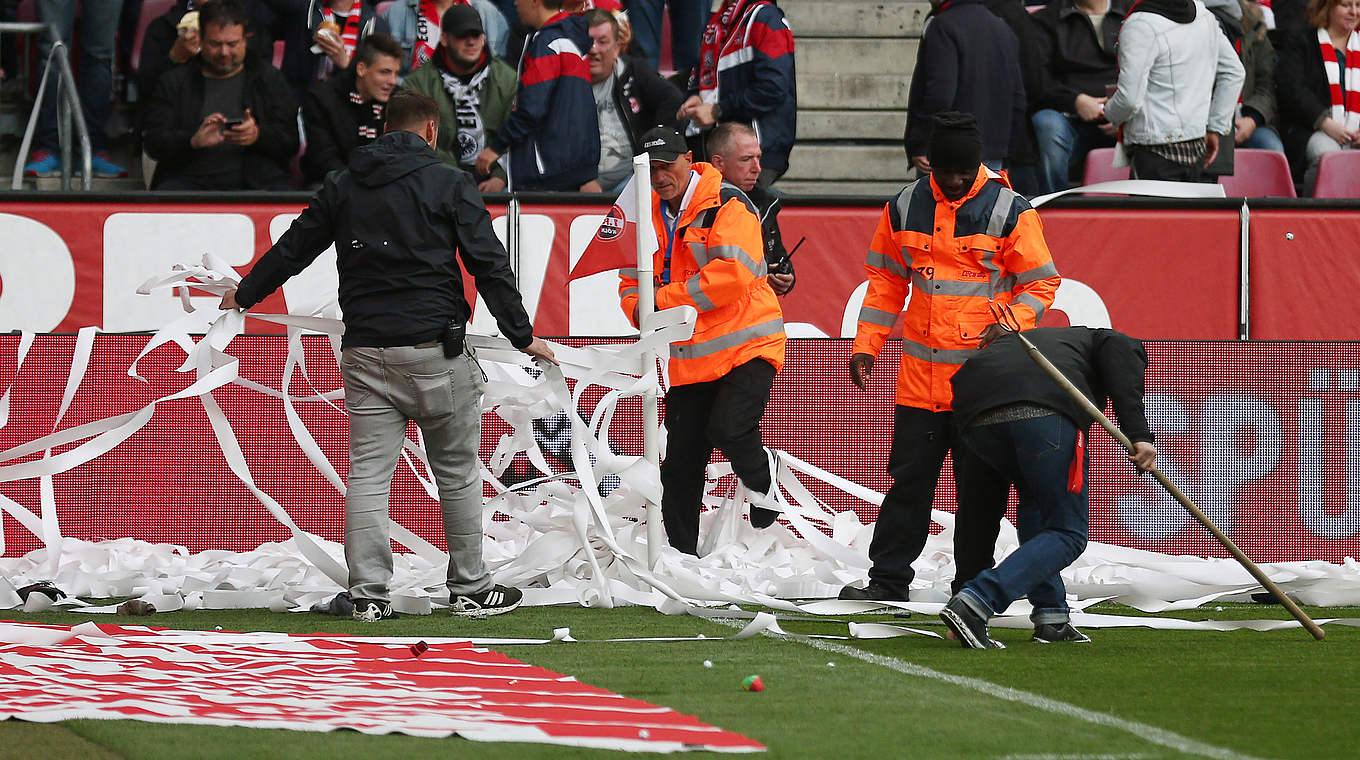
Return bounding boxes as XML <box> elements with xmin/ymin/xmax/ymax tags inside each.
<box><xmin>627</xmin><ymin>0</ymin><xmax>703</xmax><ymax>74</ymax></box>
<box><xmin>341</xmin><ymin>345</ymin><xmax>492</xmax><ymax>603</ymax></box>
<box><xmin>36</xmin><ymin>0</ymin><xmax>123</xmax><ymax>154</ymax></box>
<box><xmin>1240</xmin><ymin>124</ymin><xmax>1284</xmax><ymax>154</ymax></box>
<box><xmin>957</xmin><ymin>413</ymin><xmax>1088</xmax><ymax>625</ymax></box>
<box><xmin>1031</xmin><ymin>108</ymin><xmax>1115</xmax><ymax>194</ymax></box>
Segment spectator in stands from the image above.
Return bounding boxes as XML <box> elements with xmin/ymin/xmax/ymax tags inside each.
<box><xmin>302</xmin><ymin>33</ymin><xmax>403</xmax><ymax>184</ymax></box>
<box><xmin>142</xmin><ymin>0</ymin><xmax>300</xmax><ymax>190</ymax></box>
<box><xmin>707</xmin><ymin>122</ymin><xmax>794</xmax><ymax>295</ymax></box>
<box><xmin>1275</xmin><ymin>0</ymin><xmax>1360</xmax><ymax>194</ymax></box>
<box><xmin>1029</xmin><ymin>0</ymin><xmax>1128</xmax><ymax>194</ymax></box>
<box><xmin>1102</xmin><ymin>0</ymin><xmax>1244</xmax><ymax>181</ymax></box>
<box><xmin>383</xmin><ymin>0</ymin><xmax>510</xmax><ymax>73</ymax></box>
<box><xmin>626</xmin><ymin>0</ymin><xmax>702</xmax><ymax>80</ymax></box>
<box><xmin>982</xmin><ymin>0</ymin><xmax>1046</xmax><ymax>196</ymax></box>
<box><xmin>400</xmin><ymin>4</ymin><xmax>516</xmax><ymax>189</ymax></box>
<box><xmin>474</xmin><ymin>0</ymin><xmax>600</xmax><ymax>191</ymax></box>
<box><xmin>678</xmin><ymin>0</ymin><xmax>795</xmax><ymax>188</ymax></box>
<box><xmin>279</xmin><ymin>0</ymin><xmax>389</xmax><ymax>100</ymax></box>
<box><xmin>138</xmin><ymin>1</ymin><xmax>276</xmax><ymax>130</ymax></box>
<box><xmin>22</xmin><ymin>0</ymin><xmax>129</xmax><ymax>179</ymax></box>
<box><xmin>1206</xmin><ymin>0</ymin><xmax>1286</xmax><ymax>156</ymax></box>
<box><xmin>902</xmin><ymin>0</ymin><xmax>1025</xmax><ymax>176</ymax></box>
<box><xmin>586</xmin><ymin>8</ymin><xmax>684</xmax><ymax>190</ymax></box>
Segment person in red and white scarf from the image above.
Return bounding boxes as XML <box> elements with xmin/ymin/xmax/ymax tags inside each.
<box><xmin>1276</xmin><ymin>0</ymin><xmax>1360</xmax><ymax>193</ymax></box>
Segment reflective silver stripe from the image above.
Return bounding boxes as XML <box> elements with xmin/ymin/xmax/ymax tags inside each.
<box><xmin>670</xmin><ymin>318</ymin><xmax>785</xmax><ymax>360</ymax></box>
<box><xmin>912</xmin><ymin>271</ymin><xmax>992</xmax><ymax>297</ymax></box>
<box><xmin>1015</xmin><ymin>261</ymin><xmax>1059</xmax><ymax>285</ymax></box>
<box><xmin>688</xmin><ymin>240</ymin><xmax>710</xmax><ymax>268</ymax></box>
<box><xmin>1015</xmin><ymin>292</ymin><xmax>1047</xmax><ymax>322</ymax></box>
<box><xmin>994</xmin><ymin>274</ymin><xmax>1017</xmax><ymax>296</ymax></box>
<box><xmin>686</xmin><ymin>274</ymin><xmax>717</xmax><ymax>311</ymax></box>
<box><xmin>707</xmin><ymin>244</ymin><xmax>764</xmax><ymax>277</ymax></box>
<box><xmin>894</xmin><ymin>182</ymin><xmax>917</xmax><ymax>229</ymax></box>
<box><xmin>865</xmin><ymin>250</ymin><xmax>911</xmax><ymax>280</ymax></box>
<box><xmin>980</xmin><ymin>249</ymin><xmax>1002</xmax><ymax>294</ymax></box>
<box><xmin>986</xmin><ymin>190</ymin><xmax>1017</xmax><ymax>237</ymax></box>
<box><xmin>619</xmin><ymin>267</ymin><xmax>640</xmax><ymax>279</ymax></box>
<box><xmin>621</xmin><ymin>286</ymin><xmax>638</xmax><ymax>298</ymax></box>
<box><xmin>858</xmin><ymin>306</ymin><xmax>898</xmax><ymax>327</ymax></box>
<box><xmin>901</xmin><ymin>339</ymin><xmax>978</xmax><ymax>365</ymax></box>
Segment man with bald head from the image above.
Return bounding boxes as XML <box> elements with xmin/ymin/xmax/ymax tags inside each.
<box><xmin>708</xmin><ymin>122</ymin><xmax>795</xmax><ymax>295</ymax></box>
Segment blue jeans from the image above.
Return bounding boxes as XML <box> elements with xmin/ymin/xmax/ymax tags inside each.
<box><xmin>340</xmin><ymin>345</ymin><xmax>491</xmax><ymax>603</ymax></box>
<box><xmin>36</xmin><ymin>0</ymin><xmax>123</xmax><ymax>154</ymax></box>
<box><xmin>1241</xmin><ymin>124</ymin><xmax>1285</xmax><ymax>154</ymax></box>
<box><xmin>957</xmin><ymin>413</ymin><xmax>1088</xmax><ymax>625</ymax></box>
<box><xmin>627</xmin><ymin>0</ymin><xmax>704</xmax><ymax>74</ymax></box>
<box><xmin>1031</xmin><ymin>108</ymin><xmax>1114</xmax><ymax>195</ymax></box>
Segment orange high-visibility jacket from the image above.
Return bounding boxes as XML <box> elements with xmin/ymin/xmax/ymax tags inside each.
<box><xmin>619</xmin><ymin>162</ymin><xmax>785</xmax><ymax>387</ymax></box>
<box><xmin>853</xmin><ymin>168</ymin><xmax>1060</xmax><ymax>411</ymax></box>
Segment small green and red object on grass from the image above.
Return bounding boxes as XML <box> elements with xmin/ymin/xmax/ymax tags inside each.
<box><xmin>741</xmin><ymin>675</ymin><xmax>764</xmax><ymax>692</ymax></box>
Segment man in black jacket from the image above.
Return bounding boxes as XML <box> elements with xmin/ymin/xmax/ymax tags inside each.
<box><xmin>302</xmin><ymin>32</ymin><xmax>402</xmax><ymax>185</ymax></box>
<box><xmin>220</xmin><ymin>90</ymin><xmax>558</xmax><ymax>622</ymax></box>
<box><xmin>940</xmin><ymin>327</ymin><xmax>1158</xmax><ymax>648</ymax></box>
<box><xmin>903</xmin><ymin>0</ymin><xmax>1026</xmax><ymax>174</ymax></box>
<box><xmin>707</xmin><ymin>122</ymin><xmax>794</xmax><ymax>295</ymax></box>
<box><xmin>585</xmin><ymin>8</ymin><xmax>684</xmax><ymax>190</ymax></box>
<box><xmin>142</xmin><ymin>0</ymin><xmax>299</xmax><ymax>190</ymax></box>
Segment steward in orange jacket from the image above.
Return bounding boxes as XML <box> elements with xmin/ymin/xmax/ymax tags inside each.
<box><xmin>840</xmin><ymin>112</ymin><xmax>1061</xmax><ymax>603</ymax></box>
<box><xmin>617</xmin><ymin>127</ymin><xmax>785</xmax><ymax>555</ymax></box>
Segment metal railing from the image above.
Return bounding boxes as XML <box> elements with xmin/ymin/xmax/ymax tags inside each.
<box><xmin>0</xmin><ymin>22</ymin><xmax>92</xmax><ymax>191</ymax></box>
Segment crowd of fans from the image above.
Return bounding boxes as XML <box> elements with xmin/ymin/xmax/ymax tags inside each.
<box><xmin>2</xmin><ymin>0</ymin><xmax>1357</xmax><ymax>197</ymax></box>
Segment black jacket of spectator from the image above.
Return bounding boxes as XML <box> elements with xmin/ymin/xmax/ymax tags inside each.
<box><xmin>234</xmin><ymin>130</ymin><xmax>534</xmax><ymax>350</ymax></box>
<box><xmin>982</xmin><ymin>0</ymin><xmax>1044</xmax><ymax>164</ymax></box>
<box><xmin>302</xmin><ymin>68</ymin><xmax>385</xmax><ymax>184</ymax></box>
<box><xmin>1207</xmin><ymin>0</ymin><xmax>1276</xmax><ymax>131</ymax></box>
<box><xmin>1030</xmin><ymin>0</ymin><xmax>1127</xmax><ymax>113</ymax></box>
<box><xmin>1275</xmin><ymin>29</ymin><xmax>1332</xmax><ymax>177</ymax></box>
<box><xmin>136</xmin><ymin>1</ymin><xmax>276</xmax><ymax>131</ymax></box>
<box><xmin>950</xmin><ymin>326</ymin><xmax>1154</xmax><ymax>444</ymax></box>
<box><xmin>903</xmin><ymin>0</ymin><xmax>1026</xmax><ymax>163</ymax></box>
<box><xmin>607</xmin><ymin>56</ymin><xmax>685</xmax><ymax>153</ymax></box>
<box><xmin>143</xmin><ymin>55</ymin><xmax>300</xmax><ymax>190</ymax></box>
<box><xmin>280</xmin><ymin>0</ymin><xmax>388</xmax><ymax>101</ymax></box>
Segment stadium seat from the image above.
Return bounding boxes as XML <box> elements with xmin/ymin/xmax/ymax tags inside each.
<box><xmin>1082</xmin><ymin>147</ymin><xmax>1129</xmax><ymax>185</ymax></box>
<box><xmin>1217</xmin><ymin>148</ymin><xmax>1296</xmax><ymax>197</ymax></box>
<box><xmin>1313</xmin><ymin>151</ymin><xmax>1360</xmax><ymax>198</ymax></box>
<box><xmin>132</xmin><ymin>0</ymin><xmax>178</xmax><ymax>74</ymax></box>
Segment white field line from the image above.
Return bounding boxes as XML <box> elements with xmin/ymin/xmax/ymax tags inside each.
<box><xmin>713</xmin><ymin>620</ymin><xmax>1267</xmax><ymax>760</ymax></box>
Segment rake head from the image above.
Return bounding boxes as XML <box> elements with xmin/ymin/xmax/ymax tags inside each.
<box><xmin>987</xmin><ymin>302</ymin><xmax>1024</xmax><ymax>334</ymax></box>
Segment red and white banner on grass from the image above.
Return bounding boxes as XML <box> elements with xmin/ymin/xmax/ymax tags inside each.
<box><xmin>0</xmin><ymin>622</ymin><xmax>763</xmax><ymax>752</ymax></box>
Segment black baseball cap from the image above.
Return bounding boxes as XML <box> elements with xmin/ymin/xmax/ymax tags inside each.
<box><xmin>638</xmin><ymin>126</ymin><xmax>688</xmax><ymax>163</ymax></box>
<box><xmin>442</xmin><ymin>4</ymin><xmax>484</xmax><ymax>36</ymax></box>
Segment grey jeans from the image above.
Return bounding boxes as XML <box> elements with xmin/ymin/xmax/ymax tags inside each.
<box><xmin>340</xmin><ymin>344</ymin><xmax>491</xmax><ymax>602</ymax></box>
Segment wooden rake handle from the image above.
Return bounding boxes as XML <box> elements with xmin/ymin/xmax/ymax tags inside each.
<box><xmin>1008</xmin><ymin>329</ymin><xmax>1325</xmax><ymax>641</ymax></box>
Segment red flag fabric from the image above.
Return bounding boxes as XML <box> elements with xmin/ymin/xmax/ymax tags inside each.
<box><xmin>568</xmin><ymin>175</ymin><xmax>658</xmax><ymax>281</ymax></box>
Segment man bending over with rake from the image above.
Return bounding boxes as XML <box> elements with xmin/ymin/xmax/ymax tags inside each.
<box><xmin>941</xmin><ymin>321</ymin><xmax>1158</xmax><ymax>648</ymax></box>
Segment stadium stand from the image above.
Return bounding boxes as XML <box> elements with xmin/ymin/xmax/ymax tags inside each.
<box><xmin>1217</xmin><ymin>149</ymin><xmax>1297</xmax><ymax>198</ymax></box>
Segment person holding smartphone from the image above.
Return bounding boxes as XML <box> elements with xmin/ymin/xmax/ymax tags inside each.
<box><xmin>142</xmin><ymin>0</ymin><xmax>299</xmax><ymax>190</ymax></box>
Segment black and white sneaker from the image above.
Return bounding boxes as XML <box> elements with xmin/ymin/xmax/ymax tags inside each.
<box><xmin>451</xmin><ymin>584</ymin><xmax>523</xmax><ymax>617</ymax></box>
<box><xmin>940</xmin><ymin>595</ymin><xmax>1005</xmax><ymax>649</ymax></box>
<box><xmin>352</xmin><ymin>598</ymin><xmax>398</xmax><ymax>622</ymax></box>
<box><xmin>1033</xmin><ymin>623</ymin><xmax>1091</xmax><ymax>644</ymax></box>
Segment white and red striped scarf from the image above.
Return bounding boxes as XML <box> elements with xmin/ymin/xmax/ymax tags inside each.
<box><xmin>414</xmin><ymin>0</ymin><xmax>470</xmax><ymax>70</ymax></box>
<box><xmin>696</xmin><ymin>0</ymin><xmax>765</xmax><ymax>96</ymax></box>
<box><xmin>320</xmin><ymin>0</ymin><xmax>365</xmax><ymax>57</ymax></box>
<box><xmin>1319</xmin><ymin>26</ymin><xmax>1360</xmax><ymax>132</ymax></box>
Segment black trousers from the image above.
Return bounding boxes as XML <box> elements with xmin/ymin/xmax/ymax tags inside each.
<box><xmin>866</xmin><ymin>405</ymin><xmax>1006</xmax><ymax>595</ymax></box>
<box><xmin>949</xmin><ymin>433</ymin><xmax>1012</xmax><ymax>595</ymax></box>
<box><xmin>1129</xmin><ymin>146</ymin><xmax>1206</xmax><ymax>182</ymax></box>
<box><xmin>660</xmin><ymin>358</ymin><xmax>776</xmax><ymax>555</ymax></box>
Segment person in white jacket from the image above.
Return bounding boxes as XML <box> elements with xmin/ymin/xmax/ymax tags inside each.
<box><xmin>1102</xmin><ymin>0</ymin><xmax>1245</xmax><ymax>181</ymax></box>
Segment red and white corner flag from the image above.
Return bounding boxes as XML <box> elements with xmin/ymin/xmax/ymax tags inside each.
<box><xmin>568</xmin><ymin>174</ymin><xmax>658</xmax><ymax>281</ymax></box>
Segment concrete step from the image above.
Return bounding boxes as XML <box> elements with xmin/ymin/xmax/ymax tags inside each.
<box><xmin>797</xmin><ymin>38</ymin><xmax>919</xmax><ymax>76</ymax></box>
<box><xmin>799</xmin><ymin>73</ymin><xmax>912</xmax><ymax>110</ymax></box>
<box><xmin>784</xmin><ymin>142</ymin><xmax>910</xmax><ymax>182</ymax></box>
<box><xmin>797</xmin><ymin>110</ymin><xmax>906</xmax><ymax>141</ymax></box>
<box><xmin>0</xmin><ymin>174</ymin><xmax>145</xmax><ymax>192</ymax></box>
<box><xmin>782</xmin><ymin>0</ymin><xmax>929</xmax><ymax>38</ymax></box>
<box><xmin>776</xmin><ymin>179</ymin><xmax>908</xmax><ymax>198</ymax></box>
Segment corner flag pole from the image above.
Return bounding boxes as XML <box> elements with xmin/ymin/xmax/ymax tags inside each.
<box><xmin>633</xmin><ymin>154</ymin><xmax>662</xmax><ymax>569</ymax></box>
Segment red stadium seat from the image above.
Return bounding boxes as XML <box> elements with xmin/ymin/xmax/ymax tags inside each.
<box><xmin>1313</xmin><ymin>151</ymin><xmax>1360</xmax><ymax>198</ymax></box>
<box><xmin>1082</xmin><ymin>147</ymin><xmax>1129</xmax><ymax>185</ymax></box>
<box><xmin>132</xmin><ymin>0</ymin><xmax>178</xmax><ymax>74</ymax></box>
<box><xmin>1217</xmin><ymin>148</ymin><xmax>1296</xmax><ymax>197</ymax></box>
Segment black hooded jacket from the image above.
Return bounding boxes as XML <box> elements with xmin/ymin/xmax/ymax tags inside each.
<box><xmin>235</xmin><ymin>130</ymin><xmax>534</xmax><ymax>350</ymax></box>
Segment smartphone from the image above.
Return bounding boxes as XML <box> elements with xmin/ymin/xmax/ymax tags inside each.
<box><xmin>223</xmin><ymin>118</ymin><xmax>244</xmax><ymax>130</ymax></box>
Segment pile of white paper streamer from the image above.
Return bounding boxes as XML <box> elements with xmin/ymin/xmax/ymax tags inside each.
<box><xmin>2</xmin><ymin>257</ymin><xmax>1359</xmax><ymax>628</ymax></box>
